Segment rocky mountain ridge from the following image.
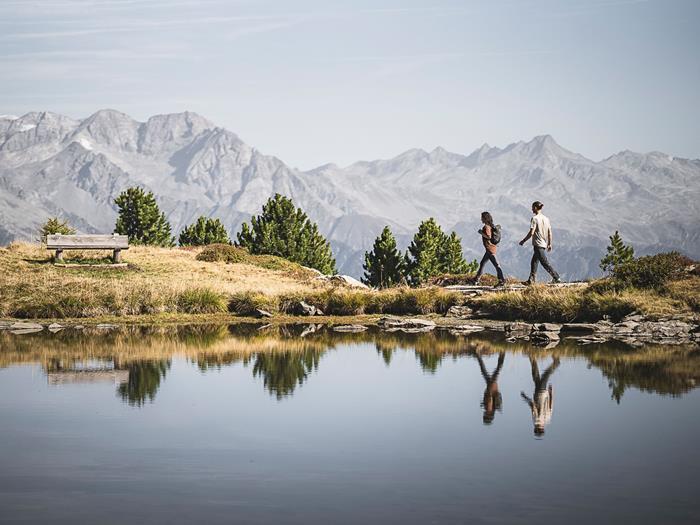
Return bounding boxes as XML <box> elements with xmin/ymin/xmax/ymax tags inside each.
<box><xmin>1</xmin><ymin>109</ymin><xmax>698</xmax><ymax>278</ymax></box>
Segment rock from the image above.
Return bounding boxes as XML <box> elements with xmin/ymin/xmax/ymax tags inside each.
<box><xmin>10</xmin><ymin>322</ymin><xmax>43</xmax><ymax>333</ymax></box>
<box><xmin>622</xmin><ymin>312</ymin><xmax>646</xmax><ymax>323</ymax></box>
<box><xmin>0</xmin><ymin>321</ymin><xmax>12</xmax><ymax>330</ymax></box>
<box><xmin>332</xmin><ymin>324</ymin><xmax>368</xmax><ymax>332</ymax></box>
<box><xmin>446</xmin><ymin>305</ymin><xmax>473</xmax><ymax>318</ymax></box>
<box><xmin>254</xmin><ymin>308</ymin><xmax>273</xmax><ymax>318</ymax></box>
<box><xmin>612</xmin><ymin>321</ymin><xmax>641</xmax><ymax>334</ymax></box>
<box><xmin>532</xmin><ymin>323</ymin><xmax>562</xmax><ymax>333</ymax></box>
<box><xmin>504</xmin><ymin>322</ymin><xmax>532</xmax><ymax>333</ymax></box>
<box><xmin>576</xmin><ymin>336</ymin><xmax>609</xmax><ymax>345</ymax></box>
<box><xmin>296</xmin><ymin>301</ymin><xmax>318</xmax><ymax>316</ymax></box>
<box><xmin>48</xmin><ymin>323</ymin><xmax>64</xmax><ymax>333</ymax></box>
<box><xmin>561</xmin><ymin>323</ymin><xmax>598</xmax><ymax>334</ymax></box>
<box><xmin>73</xmin><ymin>325</ymin><xmax>84</xmax><ymax>330</ymax></box>
<box><xmin>328</xmin><ymin>274</ymin><xmax>370</xmax><ymax>289</ymax></box>
<box><xmin>315</xmin><ymin>307</ymin><xmax>325</xmax><ymax>316</ymax></box>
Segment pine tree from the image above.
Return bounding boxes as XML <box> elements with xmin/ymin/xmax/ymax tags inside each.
<box><xmin>439</xmin><ymin>231</ymin><xmax>469</xmax><ymax>274</ymax></box>
<box><xmin>600</xmin><ymin>230</ymin><xmax>634</xmax><ymax>274</ymax></box>
<box><xmin>236</xmin><ymin>193</ymin><xmax>336</xmax><ymax>274</ymax></box>
<box><xmin>178</xmin><ymin>216</ymin><xmax>230</xmax><ymax>246</ymax></box>
<box><xmin>405</xmin><ymin>218</ymin><xmax>446</xmax><ymax>285</ymax></box>
<box><xmin>362</xmin><ymin>226</ymin><xmax>406</xmax><ymax>288</ymax></box>
<box><xmin>114</xmin><ymin>187</ymin><xmax>174</xmax><ymax>246</ymax></box>
<box><xmin>39</xmin><ymin>217</ymin><xmax>75</xmax><ymax>243</ymax></box>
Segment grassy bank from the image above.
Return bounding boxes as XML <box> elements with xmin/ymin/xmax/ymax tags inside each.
<box><xmin>0</xmin><ymin>242</ymin><xmax>325</xmax><ymax>318</ymax></box>
<box><xmin>475</xmin><ymin>277</ymin><xmax>700</xmax><ymax>322</ymax></box>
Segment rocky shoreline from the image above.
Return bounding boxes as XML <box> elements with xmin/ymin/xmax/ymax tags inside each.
<box><xmin>2</xmin><ymin>312</ymin><xmax>698</xmax><ymax>348</ymax></box>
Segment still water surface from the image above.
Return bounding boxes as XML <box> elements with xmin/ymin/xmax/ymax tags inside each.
<box><xmin>1</xmin><ymin>325</ymin><xmax>699</xmax><ymax>524</ymax></box>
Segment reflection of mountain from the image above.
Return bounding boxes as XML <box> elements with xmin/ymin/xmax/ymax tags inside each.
<box><xmin>251</xmin><ymin>350</ymin><xmax>322</xmax><ymax>399</ymax></box>
<box><xmin>117</xmin><ymin>360</ymin><xmax>171</xmax><ymax>407</ymax></box>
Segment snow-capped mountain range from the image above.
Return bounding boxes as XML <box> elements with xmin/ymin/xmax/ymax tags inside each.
<box><xmin>1</xmin><ymin>109</ymin><xmax>698</xmax><ymax>278</ymax></box>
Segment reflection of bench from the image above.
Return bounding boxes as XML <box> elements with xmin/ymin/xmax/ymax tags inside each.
<box><xmin>46</xmin><ymin>234</ymin><xmax>129</xmax><ymax>263</ymax></box>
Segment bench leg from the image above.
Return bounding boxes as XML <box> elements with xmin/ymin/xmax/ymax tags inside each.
<box><xmin>113</xmin><ymin>249</ymin><xmax>122</xmax><ymax>264</ymax></box>
<box><xmin>54</xmin><ymin>249</ymin><xmax>63</xmax><ymax>263</ymax></box>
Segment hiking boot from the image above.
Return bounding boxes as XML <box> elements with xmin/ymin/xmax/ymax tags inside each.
<box><xmin>522</xmin><ymin>280</ymin><xmax>534</xmax><ymax>286</ymax></box>
<box><xmin>551</xmin><ymin>277</ymin><xmax>562</xmax><ymax>284</ymax></box>
<box><xmin>494</xmin><ymin>280</ymin><xmax>506</xmax><ymax>288</ymax></box>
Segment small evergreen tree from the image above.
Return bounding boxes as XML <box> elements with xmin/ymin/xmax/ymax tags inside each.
<box><xmin>405</xmin><ymin>218</ymin><xmax>446</xmax><ymax>285</ymax></box>
<box><xmin>236</xmin><ymin>193</ymin><xmax>336</xmax><ymax>274</ymax></box>
<box><xmin>114</xmin><ymin>187</ymin><xmax>174</xmax><ymax>246</ymax></box>
<box><xmin>466</xmin><ymin>258</ymin><xmax>479</xmax><ymax>274</ymax></box>
<box><xmin>39</xmin><ymin>217</ymin><xmax>75</xmax><ymax>243</ymax></box>
<box><xmin>439</xmin><ymin>231</ymin><xmax>469</xmax><ymax>274</ymax></box>
<box><xmin>179</xmin><ymin>216</ymin><xmax>230</xmax><ymax>246</ymax></box>
<box><xmin>362</xmin><ymin>226</ymin><xmax>406</xmax><ymax>288</ymax></box>
<box><xmin>600</xmin><ymin>230</ymin><xmax>634</xmax><ymax>274</ymax></box>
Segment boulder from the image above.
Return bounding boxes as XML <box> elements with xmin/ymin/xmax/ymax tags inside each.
<box><xmin>447</xmin><ymin>324</ymin><xmax>485</xmax><ymax>335</ymax></box>
<box><xmin>530</xmin><ymin>331</ymin><xmax>560</xmax><ymax>347</ymax></box>
<box><xmin>48</xmin><ymin>323</ymin><xmax>64</xmax><ymax>333</ymax></box>
<box><xmin>254</xmin><ymin>308</ymin><xmax>273</xmax><ymax>318</ymax></box>
<box><xmin>95</xmin><ymin>323</ymin><xmax>118</xmax><ymax>330</ymax></box>
<box><xmin>446</xmin><ymin>305</ymin><xmax>473</xmax><ymax>318</ymax></box>
<box><xmin>296</xmin><ymin>301</ymin><xmax>318</xmax><ymax>316</ymax></box>
<box><xmin>504</xmin><ymin>322</ymin><xmax>532</xmax><ymax>334</ymax></box>
<box><xmin>561</xmin><ymin>323</ymin><xmax>598</xmax><ymax>334</ymax></box>
<box><xmin>532</xmin><ymin>323</ymin><xmax>562</xmax><ymax>333</ymax></box>
<box><xmin>328</xmin><ymin>274</ymin><xmax>370</xmax><ymax>289</ymax></box>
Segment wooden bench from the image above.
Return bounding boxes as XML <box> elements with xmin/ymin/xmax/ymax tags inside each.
<box><xmin>46</xmin><ymin>234</ymin><xmax>129</xmax><ymax>263</ymax></box>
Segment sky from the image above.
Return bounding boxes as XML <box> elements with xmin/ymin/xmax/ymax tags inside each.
<box><xmin>1</xmin><ymin>0</ymin><xmax>698</xmax><ymax>169</ymax></box>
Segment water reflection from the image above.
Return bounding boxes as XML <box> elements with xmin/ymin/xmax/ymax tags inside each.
<box><xmin>521</xmin><ymin>356</ymin><xmax>560</xmax><ymax>436</ymax></box>
<box><xmin>476</xmin><ymin>352</ymin><xmax>505</xmax><ymax>425</ymax></box>
<box><xmin>1</xmin><ymin>325</ymin><xmax>699</xmax><ymax>411</ymax></box>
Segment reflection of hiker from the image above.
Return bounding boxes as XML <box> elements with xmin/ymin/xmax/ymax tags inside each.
<box><xmin>518</xmin><ymin>201</ymin><xmax>561</xmax><ymax>284</ymax></box>
<box><xmin>521</xmin><ymin>356</ymin><xmax>560</xmax><ymax>436</ymax></box>
<box><xmin>474</xmin><ymin>211</ymin><xmax>505</xmax><ymax>287</ymax></box>
<box><xmin>476</xmin><ymin>352</ymin><xmax>505</xmax><ymax>425</ymax></box>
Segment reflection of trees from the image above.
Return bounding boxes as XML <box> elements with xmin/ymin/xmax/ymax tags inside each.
<box><xmin>416</xmin><ymin>352</ymin><xmax>443</xmax><ymax>373</ymax></box>
<box><xmin>252</xmin><ymin>350</ymin><xmax>322</xmax><ymax>399</ymax></box>
<box><xmin>117</xmin><ymin>360</ymin><xmax>171</xmax><ymax>407</ymax></box>
<box><xmin>590</xmin><ymin>349</ymin><xmax>700</xmax><ymax>402</ymax></box>
<box><xmin>375</xmin><ymin>342</ymin><xmax>396</xmax><ymax>366</ymax></box>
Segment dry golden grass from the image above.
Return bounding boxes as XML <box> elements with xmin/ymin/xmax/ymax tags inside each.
<box><xmin>0</xmin><ymin>242</ymin><xmax>326</xmax><ymax>318</ymax></box>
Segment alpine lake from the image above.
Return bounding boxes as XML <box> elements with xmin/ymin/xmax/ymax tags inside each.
<box><xmin>1</xmin><ymin>323</ymin><xmax>699</xmax><ymax>524</ymax></box>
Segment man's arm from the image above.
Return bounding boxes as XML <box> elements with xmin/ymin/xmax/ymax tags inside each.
<box><xmin>519</xmin><ymin>228</ymin><xmax>534</xmax><ymax>246</ymax></box>
<box><xmin>547</xmin><ymin>226</ymin><xmax>553</xmax><ymax>252</ymax></box>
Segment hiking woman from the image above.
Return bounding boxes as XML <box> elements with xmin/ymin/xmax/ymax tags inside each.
<box><xmin>474</xmin><ymin>211</ymin><xmax>505</xmax><ymax>286</ymax></box>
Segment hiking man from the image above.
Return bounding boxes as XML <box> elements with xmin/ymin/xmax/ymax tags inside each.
<box><xmin>518</xmin><ymin>201</ymin><xmax>561</xmax><ymax>284</ymax></box>
<box><xmin>474</xmin><ymin>212</ymin><xmax>505</xmax><ymax>286</ymax></box>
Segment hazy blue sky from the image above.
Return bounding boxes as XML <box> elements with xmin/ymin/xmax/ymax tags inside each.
<box><xmin>1</xmin><ymin>0</ymin><xmax>698</xmax><ymax>169</ymax></box>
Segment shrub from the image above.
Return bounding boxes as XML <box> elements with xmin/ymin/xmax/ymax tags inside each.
<box><xmin>179</xmin><ymin>216</ymin><xmax>231</xmax><ymax>246</ymax></box>
<box><xmin>39</xmin><ymin>217</ymin><xmax>75</xmax><ymax>243</ymax></box>
<box><xmin>228</xmin><ymin>291</ymin><xmax>278</xmax><ymax>315</ymax></box>
<box><xmin>612</xmin><ymin>252</ymin><xmax>693</xmax><ymax>290</ymax></box>
<box><xmin>176</xmin><ymin>288</ymin><xmax>227</xmax><ymax>314</ymax></box>
<box><xmin>196</xmin><ymin>244</ymin><xmax>249</xmax><ymax>263</ymax></box>
<box><xmin>114</xmin><ymin>187</ymin><xmax>174</xmax><ymax>247</ymax></box>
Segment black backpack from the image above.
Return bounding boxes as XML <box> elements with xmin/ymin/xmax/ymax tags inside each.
<box><xmin>490</xmin><ymin>225</ymin><xmax>502</xmax><ymax>245</ymax></box>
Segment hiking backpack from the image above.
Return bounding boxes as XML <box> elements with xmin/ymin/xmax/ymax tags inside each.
<box><xmin>491</xmin><ymin>224</ymin><xmax>502</xmax><ymax>245</ymax></box>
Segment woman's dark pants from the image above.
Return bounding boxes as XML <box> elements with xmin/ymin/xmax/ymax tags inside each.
<box><xmin>475</xmin><ymin>251</ymin><xmax>504</xmax><ymax>282</ymax></box>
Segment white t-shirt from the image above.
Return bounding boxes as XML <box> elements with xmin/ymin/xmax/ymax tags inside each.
<box><xmin>530</xmin><ymin>213</ymin><xmax>551</xmax><ymax>249</ymax></box>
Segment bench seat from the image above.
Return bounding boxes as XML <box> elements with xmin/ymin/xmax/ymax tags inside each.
<box><xmin>46</xmin><ymin>234</ymin><xmax>129</xmax><ymax>263</ymax></box>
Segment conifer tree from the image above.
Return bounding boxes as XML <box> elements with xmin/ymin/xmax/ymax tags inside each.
<box><xmin>114</xmin><ymin>187</ymin><xmax>174</xmax><ymax>246</ymax></box>
<box><xmin>39</xmin><ymin>217</ymin><xmax>75</xmax><ymax>243</ymax></box>
<box><xmin>362</xmin><ymin>226</ymin><xmax>406</xmax><ymax>288</ymax></box>
<box><xmin>600</xmin><ymin>230</ymin><xmax>634</xmax><ymax>274</ymax></box>
<box><xmin>439</xmin><ymin>231</ymin><xmax>469</xmax><ymax>274</ymax></box>
<box><xmin>236</xmin><ymin>193</ymin><xmax>336</xmax><ymax>274</ymax></box>
<box><xmin>178</xmin><ymin>216</ymin><xmax>230</xmax><ymax>246</ymax></box>
<box><xmin>405</xmin><ymin>218</ymin><xmax>446</xmax><ymax>285</ymax></box>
